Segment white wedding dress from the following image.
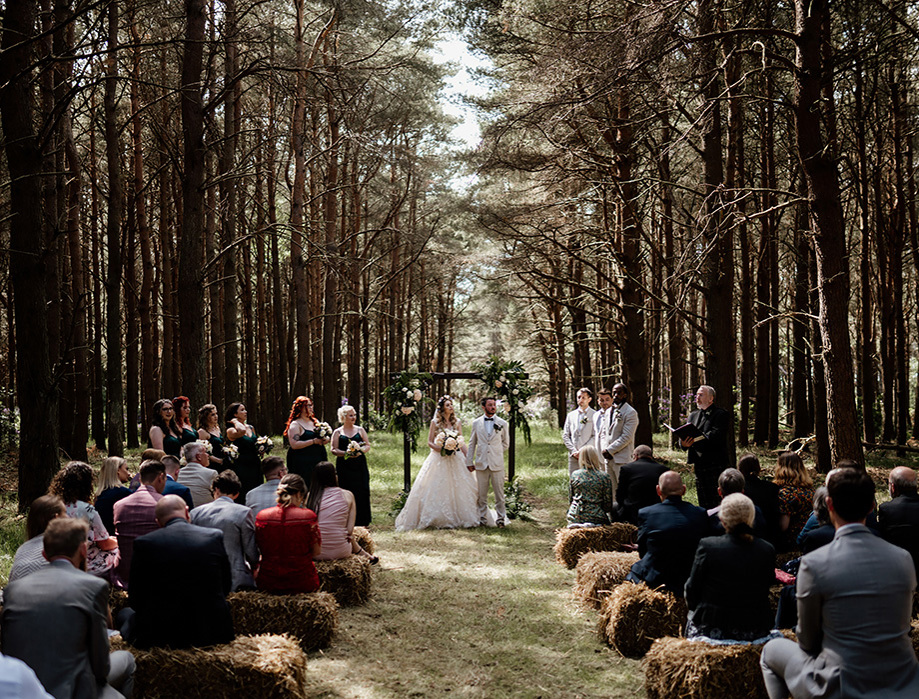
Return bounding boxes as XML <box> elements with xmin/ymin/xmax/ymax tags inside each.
<box><xmin>395</xmin><ymin>448</ymin><xmax>495</xmax><ymax>531</ymax></box>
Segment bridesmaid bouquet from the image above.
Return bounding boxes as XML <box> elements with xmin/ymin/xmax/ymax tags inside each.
<box><xmin>196</xmin><ymin>439</ymin><xmax>213</xmax><ymax>454</ymax></box>
<box><xmin>434</xmin><ymin>429</ymin><xmax>464</xmax><ymax>456</ymax></box>
<box><xmin>345</xmin><ymin>440</ymin><xmax>364</xmax><ymax>459</ymax></box>
<box><xmin>315</xmin><ymin>422</ymin><xmax>333</xmax><ymax>439</ymax></box>
<box><xmin>256</xmin><ymin>436</ymin><xmax>274</xmax><ymax>458</ymax></box>
<box><xmin>224</xmin><ymin>443</ymin><xmax>239</xmax><ymax>463</ymax></box>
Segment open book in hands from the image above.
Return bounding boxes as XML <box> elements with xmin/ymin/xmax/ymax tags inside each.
<box><xmin>662</xmin><ymin>422</ymin><xmax>706</xmax><ymax>442</ymax></box>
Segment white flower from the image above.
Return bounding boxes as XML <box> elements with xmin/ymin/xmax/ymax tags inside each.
<box><xmin>444</xmin><ymin>437</ymin><xmax>457</xmax><ymax>451</ymax></box>
<box><xmin>456</xmin><ymin>434</ymin><xmax>465</xmax><ymax>446</ymax></box>
<box><xmin>404</xmin><ymin>387</ymin><xmax>412</xmax><ymax>395</ymax></box>
<box><xmin>513</xmin><ymin>388</ymin><xmax>520</xmax><ymax>395</ymax></box>
<box><xmin>503</xmin><ymin>402</ymin><xmax>512</xmax><ymax>413</ymax></box>
<box><xmin>401</xmin><ymin>406</ymin><xmax>414</xmax><ymax>415</ymax></box>
<box><xmin>434</xmin><ymin>432</ymin><xmax>446</xmax><ymax>447</ymax></box>
<box><xmin>413</xmin><ymin>389</ymin><xmax>422</xmax><ymax>401</ymax></box>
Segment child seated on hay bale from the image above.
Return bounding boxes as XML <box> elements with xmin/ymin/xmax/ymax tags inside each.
<box><xmin>553</xmin><ymin>523</ymin><xmax>636</xmax><ymax>569</ymax></box>
<box><xmin>574</xmin><ymin>551</ymin><xmax>640</xmax><ymax>609</ymax></box>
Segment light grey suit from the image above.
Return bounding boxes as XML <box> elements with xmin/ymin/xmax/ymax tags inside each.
<box><xmin>562</xmin><ymin>407</ymin><xmax>596</xmax><ymax>474</ymax></box>
<box><xmin>190</xmin><ymin>496</ymin><xmax>259</xmax><ymax>591</ymax></box>
<box><xmin>1</xmin><ymin>559</ymin><xmax>134</xmax><ymax>699</ymax></box>
<box><xmin>599</xmin><ymin>402</ymin><xmax>638</xmax><ymax>493</ymax></box>
<box><xmin>761</xmin><ymin>524</ymin><xmax>919</xmax><ymax>698</ymax></box>
<box><xmin>466</xmin><ymin>414</ymin><xmax>509</xmax><ymax>524</ymax></box>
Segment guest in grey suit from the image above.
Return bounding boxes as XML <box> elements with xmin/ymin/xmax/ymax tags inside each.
<box><xmin>245</xmin><ymin>456</ymin><xmax>287</xmax><ymax>516</ymax></box>
<box><xmin>1</xmin><ymin>518</ymin><xmax>135</xmax><ymax>699</ymax></box>
<box><xmin>190</xmin><ymin>470</ymin><xmax>259</xmax><ymax>591</ymax></box>
<box><xmin>761</xmin><ymin>468</ymin><xmax>919</xmax><ymax>698</ymax></box>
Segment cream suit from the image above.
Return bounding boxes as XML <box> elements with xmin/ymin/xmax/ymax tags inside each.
<box><xmin>562</xmin><ymin>407</ymin><xmax>597</xmax><ymax>474</ymax></box>
<box><xmin>466</xmin><ymin>414</ymin><xmax>510</xmax><ymax>525</ymax></box>
<box><xmin>598</xmin><ymin>401</ymin><xmax>638</xmax><ymax>493</ymax></box>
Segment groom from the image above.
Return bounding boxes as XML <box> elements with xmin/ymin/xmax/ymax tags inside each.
<box><xmin>466</xmin><ymin>396</ymin><xmax>510</xmax><ymax>528</ymax></box>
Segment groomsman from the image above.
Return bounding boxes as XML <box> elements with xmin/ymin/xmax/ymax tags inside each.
<box><xmin>594</xmin><ymin>388</ymin><xmax>613</xmax><ymax>453</ymax></box>
<box><xmin>562</xmin><ymin>388</ymin><xmax>596</xmax><ymax>474</ymax></box>
<box><xmin>599</xmin><ymin>383</ymin><xmax>639</xmax><ymax>492</ymax></box>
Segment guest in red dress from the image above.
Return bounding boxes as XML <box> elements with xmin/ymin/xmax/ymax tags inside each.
<box><xmin>254</xmin><ymin>474</ymin><xmax>321</xmax><ymax>593</ymax></box>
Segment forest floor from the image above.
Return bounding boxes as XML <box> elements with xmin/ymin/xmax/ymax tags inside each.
<box><xmin>1</xmin><ymin>423</ymin><xmax>917</xmax><ymax>697</ymax></box>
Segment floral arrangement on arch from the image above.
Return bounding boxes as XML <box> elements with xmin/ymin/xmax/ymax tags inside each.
<box><xmin>384</xmin><ymin>366</ymin><xmax>433</xmax><ymax>452</ymax></box>
<box><xmin>473</xmin><ymin>356</ymin><xmax>533</xmax><ymax>444</ymax></box>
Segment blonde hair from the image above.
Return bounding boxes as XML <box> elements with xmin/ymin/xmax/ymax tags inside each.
<box><xmin>276</xmin><ymin>473</ymin><xmax>307</xmax><ymax>508</ymax></box>
<box><xmin>337</xmin><ymin>404</ymin><xmax>356</xmax><ymax>424</ymax></box>
<box><xmin>577</xmin><ymin>445</ymin><xmax>604</xmax><ymax>472</ymax></box>
<box><xmin>719</xmin><ymin>493</ymin><xmax>755</xmax><ymax>541</ymax></box>
<box><xmin>96</xmin><ymin>457</ymin><xmax>126</xmax><ymax>498</ymax></box>
<box><xmin>774</xmin><ymin>451</ymin><xmax>813</xmax><ymax>488</ymax></box>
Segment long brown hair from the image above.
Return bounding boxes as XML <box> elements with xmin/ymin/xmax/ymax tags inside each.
<box><xmin>284</xmin><ymin>396</ymin><xmax>316</xmax><ymax>437</ymax></box>
<box><xmin>774</xmin><ymin>451</ymin><xmax>813</xmax><ymax>488</ymax></box>
<box><xmin>434</xmin><ymin>395</ymin><xmax>458</xmax><ymax>429</ymax></box>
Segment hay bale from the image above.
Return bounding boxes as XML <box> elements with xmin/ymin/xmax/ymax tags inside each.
<box><xmin>553</xmin><ymin>523</ymin><xmax>637</xmax><ymax>569</ymax></box>
<box><xmin>352</xmin><ymin>526</ymin><xmax>375</xmax><ymax>555</ymax></box>
<box><xmin>574</xmin><ymin>551</ymin><xmax>640</xmax><ymax>609</ymax></box>
<box><xmin>643</xmin><ymin>636</ymin><xmax>769</xmax><ymax>699</ymax></box>
<box><xmin>315</xmin><ymin>555</ymin><xmax>372</xmax><ymax>606</ymax></box>
<box><xmin>124</xmin><ymin>633</ymin><xmax>307</xmax><ymax>698</ymax></box>
<box><xmin>911</xmin><ymin>619</ymin><xmax>919</xmax><ymax>659</ymax></box>
<box><xmin>599</xmin><ymin>583</ymin><xmax>686</xmax><ymax>658</ymax></box>
<box><xmin>228</xmin><ymin>590</ymin><xmax>338</xmax><ymax>651</ymax></box>
<box><xmin>109</xmin><ymin>588</ymin><xmax>130</xmax><ymax>617</ymax></box>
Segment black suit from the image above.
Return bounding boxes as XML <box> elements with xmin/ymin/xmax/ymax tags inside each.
<box><xmin>708</xmin><ymin>503</ymin><xmax>768</xmax><ymax>540</ymax></box>
<box><xmin>742</xmin><ymin>474</ymin><xmax>782</xmax><ymax>548</ymax></box>
<box><xmin>878</xmin><ymin>493</ymin><xmax>919</xmax><ymax>577</ymax></box>
<box><xmin>626</xmin><ymin>496</ymin><xmax>711</xmax><ymax>596</ymax></box>
<box><xmin>684</xmin><ymin>532</ymin><xmax>776</xmax><ymax>640</ymax></box>
<box><xmin>615</xmin><ymin>457</ymin><xmax>669</xmax><ymax>525</ymax></box>
<box><xmin>128</xmin><ymin>518</ymin><xmax>234</xmax><ymax>649</ymax></box>
<box><xmin>686</xmin><ymin>405</ymin><xmax>731</xmax><ymax>509</ymax></box>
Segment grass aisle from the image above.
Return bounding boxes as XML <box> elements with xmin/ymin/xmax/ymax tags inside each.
<box><xmin>305</xmin><ymin>424</ymin><xmax>643</xmax><ymax>698</ymax></box>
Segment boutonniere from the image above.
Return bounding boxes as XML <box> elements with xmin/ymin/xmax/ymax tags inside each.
<box><xmin>613</xmin><ymin>409</ymin><xmax>622</xmax><ymax>422</ymax></box>
<box><xmin>579</xmin><ymin>416</ymin><xmax>588</xmax><ymax>425</ymax></box>
<box><xmin>494</xmin><ymin>423</ymin><xmax>503</xmax><ymax>432</ymax></box>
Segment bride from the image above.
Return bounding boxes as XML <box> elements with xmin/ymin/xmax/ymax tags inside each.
<box><xmin>395</xmin><ymin>395</ymin><xmax>491</xmax><ymax>531</ymax></box>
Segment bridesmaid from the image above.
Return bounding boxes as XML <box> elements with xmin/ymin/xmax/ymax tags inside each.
<box><xmin>149</xmin><ymin>398</ymin><xmax>183</xmax><ymax>457</ymax></box>
<box><xmin>284</xmin><ymin>396</ymin><xmax>329</xmax><ymax>486</ymax></box>
<box><xmin>173</xmin><ymin>396</ymin><xmax>199</xmax><ymax>446</ymax></box>
<box><xmin>197</xmin><ymin>403</ymin><xmax>225</xmax><ymax>467</ymax></box>
<box><xmin>225</xmin><ymin>402</ymin><xmax>261</xmax><ymax>498</ymax></box>
<box><xmin>330</xmin><ymin>404</ymin><xmax>372</xmax><ymax>526</ymax></box>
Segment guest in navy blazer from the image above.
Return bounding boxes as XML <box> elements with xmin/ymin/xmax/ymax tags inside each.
<box><xmin>626</xmin><ymin>471</ymin><xmax>710</xmax><ymax>596</ymax></box>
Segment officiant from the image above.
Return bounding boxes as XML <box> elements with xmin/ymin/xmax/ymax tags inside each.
<box><xmin>680</xmin><ymin>385</ymin><xmax>731</xmax><ymax>509</ymax></box>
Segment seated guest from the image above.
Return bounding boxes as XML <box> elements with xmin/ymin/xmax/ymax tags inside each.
<box><xmin>707</xmin><ymin>468</ymin><xmax>768</xmax><ymax>539</ymax></box>
<box><xmin>49</xmin><ymin>460</ymin><xmax>119</xmax><ymax>578</ymax></box>
<box><xmin>307</xmin><ymin>462</ymin><xmax>377</xmax><ymax>563</ymax></box>
<box><xmin>128</xmin><ymin>449</ymin><xmax>166</xmax><ymax>491</ymax></box>
<box><xmin>799</xmin><ymin>487</ymin><xmax>835</xmax><ymax>554</ymax></box>
<box><xmin>1</xmin><ymin>518</ymin><xmax>135</xmax><ymax>699</ymax></box>
<box><xmin>161</xmin><ymin>455</ymin><xmax>194</xmax><ymax>510</ymax></box>
<box><xmin>566</xmin><ymin>446</ymin><xmax>614</xmax><ymax>527</ymax></box>
<box><xmin>113</xmin><ymin>460</ymin><xmax>166</xmax><ymax>587</ymax></box>
<box><xmin>94</xmin><ymin>457</ymin><xmax>132</xmax><ymax>536</ymax></box>
<box><xmin>773</xmin><ymin>451</ymin><xmax>815</xmax><ymax>551</ymax></box>
<box><xmin>737</xmin><ymin>453</ymin><xmax>782</xmax><ymax>547</ymax></box>
<box><xmin>626</xmin><ymin>471</ymin><xmax>710</xmax><ymax>596</ymax></box>
<box><xmin>685</xmin><ymin>493</ymin><xmax>777</xmax><ymax>643</ymax></box>
<box><xmin>126</xmin><ymin>495</ymin><xmax>234</xmax><ymax>649</ymax></box>
<box><xmin>798</xmin><ymin>459</ymin><xmax>878</xmax><ymax>541</ymax></box>
<box><xmin>254</xmin><ymin>474</ymin><xmax>321</xmax><ymax>594</ymax></box>
<box><xmin>177</xmin><ymin>441</ymin><xmax>218</xmax><ymax>508</ymax></box>
<box><xmin>761</xmin><ymin>469</ymin><xmax>919</xmax><ymax>698</ymax></box>
<box><xmin>615</xmin><ymin>444</ymin><xmax>669</xmax><ymax>525</ymax></box>
<box><xmin>246</xmin><ymin>456</ymin><xmax>288</xmax><ymax>516</ymax></box>
<box><xmin>878</xmin><ymin>466</ymin><xmax>919</xmax><ymax>576</ymax></box>
<box><xmin>190</xmin><ymin>470</ymin><xmax>259</xmax><ymax>591</ymax></box>
<box><xmin>8</xmin><ymin>495</ymin><xmax>65</xmax><ymax>583</ymax></box>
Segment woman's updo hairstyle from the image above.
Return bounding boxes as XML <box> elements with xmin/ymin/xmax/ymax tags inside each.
<box><xmin>718</xmin><ymin>493</ymin><xmax>756</xmax><ymax>542</ymax></box>
<box><xmin>435</xmin><ymin>395</ymin><xmax>457</xmax><ymax>428</ymax></box>
<box><xmin>276</xmin><ymin>473</ymin><xmax>307</xmax><ymax>507</ymax></box>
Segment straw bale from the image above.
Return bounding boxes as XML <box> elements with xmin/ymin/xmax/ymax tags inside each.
<box><xmin>109</xmin><ymin>588</ymin><xmax>130</xmax><ymax>617</ymax></box>
<box><xmin>598</xmin><ymin>582</ymin><xmax>687</xmax><ymax>658</ymax></box>
<box><xmin>553</xmin><ymin>523</ymin><xmax>637</xmax><ymax>569</ymax></box>
<box><xmin>911</xmin><ymin>619</ymin><xmax>919</xmax><ymax>659</ymax></box>
<box><xmin>124</xmin><ymin>633</ymin><xmax>308</xmax><ymax>699</ymax></box>
<box><xmin>228</xmin><ymin>590</ymin><xmax>338</xmax><ymax>651</ymax></box>
<box><xmin>768</xmin><ymin>584</ymin><xmax>784</xmax><ymax>616</ymax></box>
<box><xmin>643</xmin><ymin>636</ymin><xmax>769</xmax><ymax>699</ymax></box>
<box><xmin>315</xmin><ymin>555</ymin><xmax>372</xmax><ymax>606</ymax></box>
<box><xmin>574</xmin><ymin>551</ymin><xmax>640</xmax><ymax>609</ymax></box>
<box><xmin>352</xmin><ymin>526</ymin><xmax>375</xmax><ymax>555</ymax></box>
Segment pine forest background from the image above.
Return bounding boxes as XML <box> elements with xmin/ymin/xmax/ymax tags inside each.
<box><xmin>2</xmin><ymin>0</ymin><xmax>919</xmax><ymax>508</ymax></box>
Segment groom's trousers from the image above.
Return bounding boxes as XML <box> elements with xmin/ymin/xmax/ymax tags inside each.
<box><xmin>476</xmin><ymin>468</ymin><xmax>506</xmax><ymax>525</ymax></box>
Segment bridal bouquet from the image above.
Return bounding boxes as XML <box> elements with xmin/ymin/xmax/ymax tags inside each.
<box><xmin>434</xmin><ymin>429</ymin><xmax>465</xmax><ymax>456</ymax></box>
<box><xmin>315</xmin><ymin>421</ymin><xmax>333</xmax><ymax>439</ymax></box>
<box><xmin>223</xmin><ymin>443</ymin><xmax>239</xmax><ymax>463</ymax></box>
<box><xmin>256</xmin><ymin>435</ymin><xmax>274</xmax><ymax>458</ymax></box>
<box><xmin>196</xmin><ymin>439</ymin><xmax>213</xmax><ymax>454</ymax></box>
<box><xmin>346</xmin><ymin>440</ymin><xmax>364</xmax><ymax>459</ymax></box>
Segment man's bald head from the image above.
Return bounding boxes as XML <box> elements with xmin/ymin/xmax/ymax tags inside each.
<box><xmin>890</xmin><ymin>467</ymin><xmax>918</xmax><ymax>497</ymax></box>
<box><xmin>657</xmin><ymin>471</ymin><xmax>686</xmax><ymax>500</ymax></box>
<box><xmin>632</xmin><ymin>444</ymin><xmax>653</xmax><ymax>461</ymax></box>
<box><xmin>155</xmin><ymin>494</ymin><xmax>189</xmax><ymax>527</ymax></box>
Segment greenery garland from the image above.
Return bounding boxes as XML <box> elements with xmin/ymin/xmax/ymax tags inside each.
<box><xmin>384</xmin><ymin>366</ymin><xmax>433</xmax><ymax>452</ymax></box>
<box><xmin>473</xmin><ymin>356</ymin><xmax>533</xmax><ymax>444</ymax></box>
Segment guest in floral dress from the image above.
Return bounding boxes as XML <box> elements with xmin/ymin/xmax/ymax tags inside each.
<box><xmin>774</xmin><ymin>451</ymin><xmax>815</xmax><ymax>551</ymax></box>
<box><xmin>567</xmin><ymin>445</ymin><xmax>614</xmax><ymax>526</ymax></box>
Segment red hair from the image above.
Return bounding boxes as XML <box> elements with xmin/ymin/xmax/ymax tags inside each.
<box><xmin>172</xmin><ymin>395</ymin><xmax>192</xmax><ymax>428</ymax></box>
<box><xmin>284</xmin><ymin>396</ymin><xmax>315</xmax><ymax>437</ymax></box>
